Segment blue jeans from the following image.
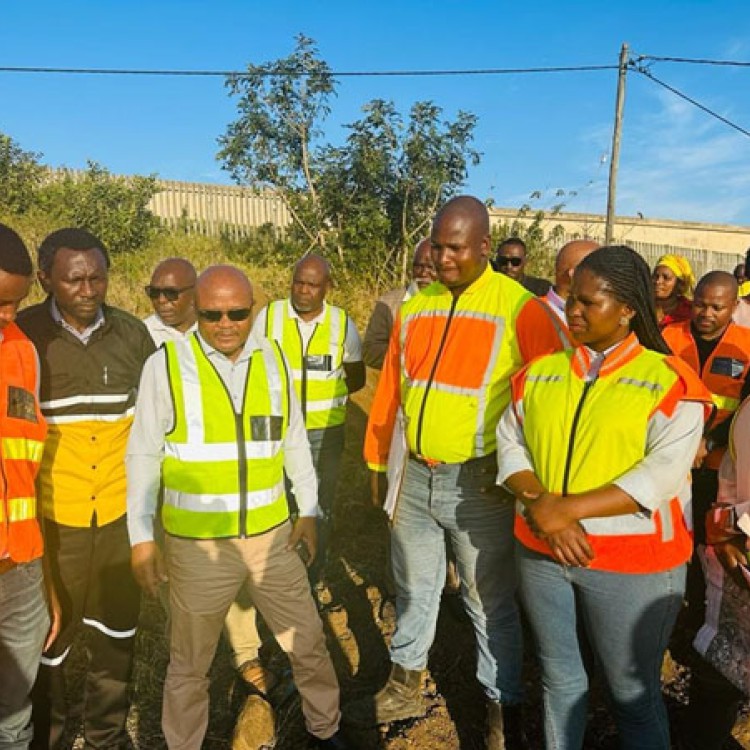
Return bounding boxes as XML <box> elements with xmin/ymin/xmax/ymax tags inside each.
<box><xmin>0</xmin><ymin>559</ymin><xmax>49</xmax><ymax>750</ymax></box>
<box><xmin>516</xmin><ymin>544</ymin><xmax>686</xmax><ymax>750</ymax></box>
<box><xmin>389</xmin><ymin>454</ymin><xmax>523</xmax><ymax>704</ymax></box>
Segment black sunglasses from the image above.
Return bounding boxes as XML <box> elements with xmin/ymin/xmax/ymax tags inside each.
<box><xmin>144</xmin><ymin>284</ymin><xmax>194</xmax><ymax>302</ymax></box>
<box><xmin>197</xmin><ymin>308</ymin><xmax>253</xmax><ymax>323</ymax></box>
<box><xmin>495</xmin><ymin>256</ymin><xmax>523</xmax><ymax>268</ymax></box>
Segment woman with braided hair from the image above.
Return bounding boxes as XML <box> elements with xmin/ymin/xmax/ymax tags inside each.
<box><xmin>496</xmin><ymin>246</ymin><xmax>712</xmax><ymax>749</ymax></box>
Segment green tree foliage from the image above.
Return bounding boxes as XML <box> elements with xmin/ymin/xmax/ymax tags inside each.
<box><xmin>0</xmin><ymin>134</ymin><xmax>46</xmax><ymax>214</ymax></box>
<box><xmin>35</xmin><ymin>163</ymin><xmax>162</xmax><ymax>254</ymax></box>
<box><xmin>218</xmin><ymin>36</ymin><xmax>481</xmax><ymax>283</ymax></box>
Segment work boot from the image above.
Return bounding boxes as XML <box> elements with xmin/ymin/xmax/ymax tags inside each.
<box><xmin>343</xmin><ymin>663</ymin><xmax>425</xmax><ymax>727</ymax></box>
<box><xmin>486</xmin><ymin>701</ymin><xmax>528</xmax><ymax>750</ymax></box>
<box><xmin>232</xmin><ymin>694</ymin><xmax>276</xmax><ymax>750</ymax></box>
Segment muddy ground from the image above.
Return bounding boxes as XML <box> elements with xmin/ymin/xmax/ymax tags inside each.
<box><xmin>61</xmin><ymin>372</ymin><xmax>749</xmax><ymax>749</ymax></box>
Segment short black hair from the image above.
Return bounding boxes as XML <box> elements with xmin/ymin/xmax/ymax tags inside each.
<box><xmin>497</xmin><ymin>237</ymin><xmax>527</xmax><ymax>255</ymax></box>
<box><xmin>0</xmin><ymin>224</ymin><xmax>33</xmax><ymax>276</ymax></box>
<box><xmin>38</xmin><ymin>228</ymin><xmax>110</xmax><ymax>274</ymax></box>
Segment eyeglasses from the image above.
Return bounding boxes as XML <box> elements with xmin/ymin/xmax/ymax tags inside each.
<box><xmin>144</xmin><ymin>285</ymin><xmax>194</xmax><ymax>302</ymax></box>
<box><xmin>495</xmin><ymin>256</ymin><xmax>523</xmax><ymax>268</ymax></box>
<box><xmin>197</xmin><ymin>308</ymin><xmax>253</xmax><ymax>323</ymax></box>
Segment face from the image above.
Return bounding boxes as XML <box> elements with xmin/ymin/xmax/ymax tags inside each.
<box><xmin>39</xmin><ymin>248</ymin><xmax>108</xmax><ymax>332</ymax></box>
<box><xmin>494</xmin><ymin>243</ymin><xmax>526</xmax><ymax>281</ymax></box>
<box><xmin>691</xmin><ymin>284</ymin><xmax>737</xmax><ymax>340</ymax></box>
<box><xmin>291</xmin><ymin>262</ymin><xmax>329</xmax><ymax>318</ymax></box>
<box><xmin>196</xmin><ymin>280</ymin><xmax>254</xmax><ymax>361</ymax></box>
<box><xmin>430</xmin><ymin>213</ymin><xmax>490</xmax><ymax>295</ymax></box>
<box><xmin>734</xmin><ymin>264</ymin><xmax>746</xmax><ymax>285</ymax></box>
<box><xmin>652</xmin><ymin>265</ymin><xmax>680</xmax><ymax>301</ymax></box>
<box><xmin>411</xmin><ymin>242</ymin><xmax>437</xmax><ymax>290</ymax></box>
<box><xmin>0</xmin><ymin>270</ymin><xmax>32</xmax><ymax>331</ymax></box>
<box><xmin>566</xmin><ymin>268</ymin><xmax>634</xmax><ymax>352</ymax></box>
<box><xmin>147</xmin><ymin>265</ymin><xmax>196</xmax><ymax>330</ymax></box>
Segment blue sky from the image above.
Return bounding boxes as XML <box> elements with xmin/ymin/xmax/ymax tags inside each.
<box><xmin>2</xmin><ymin>0</ymin><xmax>750</xmax><ymax>225</ymax></box>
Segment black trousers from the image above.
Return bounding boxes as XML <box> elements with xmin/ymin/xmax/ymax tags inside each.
<box><xmin>32</xmin><ymin>515</ymin><xmax>140</xmax><ymax>750</ymax></box>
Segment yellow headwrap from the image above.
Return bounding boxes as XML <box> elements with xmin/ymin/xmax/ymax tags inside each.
<box><xmin>655</xmin><ymin>254</ymin><xmax>696</xmax><ymax>297</ymax></box>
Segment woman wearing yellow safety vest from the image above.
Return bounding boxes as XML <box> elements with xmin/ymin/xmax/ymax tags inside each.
<box><xmin>497</xmin><ymin>245</ymin><xmax>713</xmax><ymax>750</ymax></box>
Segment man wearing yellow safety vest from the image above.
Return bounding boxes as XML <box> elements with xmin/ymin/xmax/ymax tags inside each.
<box><xmin>662</xmin><ymin>270</ymin><xmax>750</xmax><ymax>632</ymax></box>
<box><xmin>360</xmin><ymin>196</ymin><xmax>565</xmax><ymax>749</ymax></box>
<box><xmin>126</xmin><ymin>266</ymin><xmax>351</xmax><ymax>750</ymax></box>
<box><xmin>18</xmin><ymin>228</ymin><xmax>156</xmax><ymax>750</ymax></box>
<box><xmin>253</xmin><ymin>254</ymin><xmax>365</xmax><ymax>580</ymax></box>
<box><xmin>0</xmin><ymin>224</ymin><xmax>59</xmax><ymax>750</ymax></box>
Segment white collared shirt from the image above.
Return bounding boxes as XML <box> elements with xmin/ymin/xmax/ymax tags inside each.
<box><xmin>50</xmin><ymin>299</ymin><xmax>105</xmax><ymax>345</ymax></box>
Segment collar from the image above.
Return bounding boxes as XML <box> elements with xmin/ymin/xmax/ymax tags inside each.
<box><xmin>195</xmin><ymin>331</ymin><xmax>256</xmax><ymax>365</ymax></box>
<box><xmin>434</xmin><ymin>262</ymin><xmax>494</xmax><ymax>298</ymax></box>
<box><xmin>151</xmin><ymin>314</ymin><xmax>198</xmax><ymax>336</ymax></box>
<box><xmin>287</xmin><ymin>299</ymin><xmax>327</xmax><ymax>325</ymax></box>
<box><xmin>50</xmin><ymin>298</ymin><xmax>105</xmax><ymax>341</ymax></box>
<box><xmin>571</xmin><ymin>332</ymin><xmax>643</xmax><ymax>380</ymax></box>
<box><xmin>545</xmin><ymin>286</ymin><xmax>566</xmax><ymax>314</ymax></box>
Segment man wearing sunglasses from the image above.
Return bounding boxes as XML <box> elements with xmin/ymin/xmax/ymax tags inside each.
<box><xmin>493</xmin><ymin>237</ymin><xmax>551</xmax><ymax>297</ymax></box>
<box><xmin>143</xmin><ymin>258</ymin><xmax>198</xmax><ymax>346</ymax></box>
<box><xmin>126</xmin><ymin>265</ymin><xmax>350</xmax><ymax>750</ymax></box>
<box><xmin>253</xmin><ymin>254</ymin><xmax>365</xmax><ymax>584</ymax></box>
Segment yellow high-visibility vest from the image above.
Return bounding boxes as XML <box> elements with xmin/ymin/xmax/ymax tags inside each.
<box><xmin>266</xmin><ymin>300</ymin><xmax>349</xmax><ymax>430</ymax></box>
<box><xmin>161</xmin><ymin>335</ymin><xmax>290</xmax><ymax>539</ymax></box>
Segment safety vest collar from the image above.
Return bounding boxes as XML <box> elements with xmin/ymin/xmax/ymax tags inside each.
<box><xmin>572</xmin><ymin>333</ymin><xmax>642</xmax><ymax>379</ymax></box>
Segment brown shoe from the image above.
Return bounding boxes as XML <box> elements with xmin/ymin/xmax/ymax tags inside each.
<box><xmin>486</xmin><ymin>702</ymin><xmax>528</xmax><ymax>750</ymax></box>
<box><xmin>232</xmin><ymin>694</ymin><xmax>276</xmax><ymax>750</ymax></box>
<box><xmin>238</xmin><ymin>659</ymin><xmax>278</xmax><ymax>698</ymax></box>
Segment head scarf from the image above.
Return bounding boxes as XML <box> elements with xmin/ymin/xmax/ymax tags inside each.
<box><xmin>655</xmin><ymin>254</ymin><xmax>696</xmax><ymax>298</ymax></box>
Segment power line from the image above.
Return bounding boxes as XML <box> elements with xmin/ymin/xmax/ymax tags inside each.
<box><xmin>637</xmin><ymin>55</ymin><xmax>750</xmax><ymax>68</ymax></box>
<box><xmin>0</xmin><ymin>63</ymin><xmax>618</xmax><ymax>78</ymax></box>
<box><xmin>632</xmin><ymin>64</ymin><xmax>750</xmax><ymax>139</ymax></box>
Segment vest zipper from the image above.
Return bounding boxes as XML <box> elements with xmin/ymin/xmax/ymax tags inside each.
<box><xmin>416</xmin><ymin>296</ymin><xmax>458</xmax><ymax>456</ymax></box>
<box><xmin>235</xmin><ymin>412</ymin><xmax>248</xmax><ymax>538</ymax></box>
<box><xmin>561</xmin><ymin>378</ymin><xmax>596</xmax><ymax>496</ymax></box>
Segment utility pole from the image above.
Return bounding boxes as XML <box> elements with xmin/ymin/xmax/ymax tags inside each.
<box><xmin>605</xmin><ymin>43</ymin><xmax>629</xmax><ymax>244</ymax></box>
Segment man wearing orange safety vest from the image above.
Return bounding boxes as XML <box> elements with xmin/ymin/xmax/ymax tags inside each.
<box><xmin>662</xmin><ymin>270</ymin><xmax>750</xmax><ymax>631</ymax></box>
<box><xmin>358</xmin><ymin>196</ymin><xmax>565</xmax><ymax>749</ymax></box>
<box><xmin>0</xmin><ymin>224</ymin><xmax>59</xmax><ymax>750</ymax></box>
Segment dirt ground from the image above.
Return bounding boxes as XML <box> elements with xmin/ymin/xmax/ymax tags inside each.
<box><xmin>61</xmin><ymin>370</ymin><xmax>749</xmax><ymax>749</ymax></box>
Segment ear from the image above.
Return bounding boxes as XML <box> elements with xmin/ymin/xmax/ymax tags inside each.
<box><xmin>37</xmin><ymin>269</ymin><xmax>52</xmax><ymax>294</ymax></box>
<box><xmin>480</xmin><ymin>235</ymin><xmax>491</xmax><ymax>259</ymax></box>
<box><xmin>623</xmin><ymin>304</ymin><xmax>636</xmax><ymax>324</ymax></box>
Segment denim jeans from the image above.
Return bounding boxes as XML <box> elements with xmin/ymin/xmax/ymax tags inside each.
<box><xmin>516</xmin><ymin>543</ymin><xmax>686</xmax><ymax>750</ymax></box>
<box><xmin>0</xmin><ymin>559</ymin><xmax>49</xmax><ymax>750</ymax></box>
<box><xmin>389</xmin><ymin>454</ymin><xmax>523</xmax><ymax>704</ymax></box>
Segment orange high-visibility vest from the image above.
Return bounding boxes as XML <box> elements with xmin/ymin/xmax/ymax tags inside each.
<box><xmin>663</xmin><ymin>320</ymin><xmax>750</xmax><ymax>469</ymax></box>
<box><xmin>0</xmin><ymin>322</ymin><xmax>47</xmax><ymax>562</ymax></box>
<box><xmin>511</xmin><ymin>334</ymin><xmax>712</xmax><ymax>573</ymax></box>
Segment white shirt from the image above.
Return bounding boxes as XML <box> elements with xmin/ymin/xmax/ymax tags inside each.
<box><xmin>125</xmin><ymin>332</ymin><xmax>318</xmax><ymax>546</ymax></box>
<box><xmin>252</xmin><ymin>301</ymin><xmax>363</xmax><ymax>362</ymax></box>
<box><xmin>50</xmin><ymin>299</ymin><xmax>105</xmax><ymax>345</ymax></box>
<box><xmin>142</xmin><ymin>313</ymin><xmax>198</xmax><ymax>347</ymax></box>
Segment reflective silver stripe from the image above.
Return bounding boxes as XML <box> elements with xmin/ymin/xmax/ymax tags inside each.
<box><xmin>290</xmin><ymin>368</ymin><xmax>346</xmax><ymax>382</ymax></box>
<box><xmin>406</xmin><ymin>379</ymin><xmax>482</xmax><ymax>398</ymax></box>
<box><xmin>660</xmin><ymin>505</ymin><xmax>674</xmax><ymax>542</ymax></box>
<box><xmin>44</xmin><ymin>407</ymin><xmax>135</xmax><ymax>424</ymax></box>
<box><xmin>165</xmin><ymin>440</ymin><xmax>283</xmax><ymax>462</ymax></box>
<box><xmin>257</xmin><ymin>342</ymin><xmax>283</xmax><ymax>415</ymax></box>
<box><xmin>164</xmin><ymin>482</ymin><xmax>284</xmax><ymax>513</ymax></box>
<box><xmin>270</xmin><ymin>300</ymin><xmax>285</xmax><ymax>341</ymax></box>
<box><xmin>582</xmin><ymin>514</ymin><xmax>657</xmax><ymax>536</ymax></box>
<box><xmin>526</xmin><ymin>374</ymin><xmax>564</xmax><ymax>383</ymax></box>
<box><xmin>305</xmin><ymin>395</ymin><xmax>348</xmax><ymax>413</ymax></box>
<box><xmin>329</xmin><ymin>306</ymin><xmax>343</xmax><ymax>352</ymax></box>
<box><xmin>41</xmin><ymin>393</ymin><xmax>130</xmax><ymax>409</ymax></box>
<box><xmin>617</xmin><ymin>377</ymin><xmax>664</xmax><ymax>392</ymax></box>
<box><xmin>40</xmin><ymin>645</ymin><xmax>72</xmax><ymax>666</ymax></box>
<box><xmin>538</xmin><ymin>299</ymin><xmax>572</xmax><ymax>351</ymax></box>
<box><xmin>475</xmin><ymin>315</ymin><xmax>505</xmax><ymax>454</ymax></box>
<box><xmin>82</xmin><ymin>617</ymin><xmax>137</xmax><ymax>639</ymax></box>
<box><xmin>176</xmin><ymin>338</ymin><xmax>204</xmax><ymax>445</ymax></box>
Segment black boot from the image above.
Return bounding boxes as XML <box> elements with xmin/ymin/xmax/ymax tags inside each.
<box><xmin>486</xmin><ymin>701</ymin><xmax>528</xmax><ymax>750</ymax></box>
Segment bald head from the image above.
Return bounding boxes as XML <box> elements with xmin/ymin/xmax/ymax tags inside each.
<box><xmin>434</xmin><ymin>196</ymin><xmax>491</xmax><ymax>237</ymax></box>
<box><xmin>554</xmin><ymin>240</ymin><xmax>599</xmax><ymax>297</ymax></box>
<box><xmin>291</xmin><ymin>253</ymin><xmax>331</xmax><ymax>320</ymax></box>
<box><xmin>147</xmin><ymin>257</ymin><xmax>198</xmax><ymax>332</ymax></box>
<box><xmin>692</xmin><ymin>270</ymin><xmax>738</xmax><ymax>341</ymax></box>
<box><xmin>412</xmin><ymin>238</ymin><xmax>437</xmax><ymax>289</ymax></box>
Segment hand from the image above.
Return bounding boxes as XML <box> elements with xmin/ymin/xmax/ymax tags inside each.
<box><xmin>370</xmin><ymin>471</ymin><xmax>388</xmax><ymax>508</ymax></box>
<box><xmin>693</xmin><ymin>438</ymin><xmax>708</xmax><ymax>469</ymax></box>
<box><xmin>43</xmin><ymin>574</ymin><xmax>62</xmax><ymax>652</ymax></box>
<box><xmin>545</xmin><ymin>524</ymin><xmax>595</xmax><ymax>568</ymax></box>
<box><xmin>714</xmin><ymin>538</ymin><xmax>750</xmax><ymax>590</ymax></box>
<box><xmin>287</xmin><ymin>516</ymin><xmax>317</xmax><ymax>567</ymax></box>
<box><xmin>524</xmin><ymin>491</ymin><xmax>576</xmax><ymax>537</ymax></box>
<box><xmin>131</xmin><ymin>541</ymin><xmax>168</xmax><ymax>598</ymax></box>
